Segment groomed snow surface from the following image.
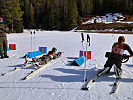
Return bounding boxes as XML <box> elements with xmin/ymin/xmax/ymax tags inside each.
<box><xmin>0</xmin><ymin>30</ymin><xmax>133</xmax><ymax>100</ymax></box>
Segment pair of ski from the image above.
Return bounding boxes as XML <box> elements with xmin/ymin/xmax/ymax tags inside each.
<box><xmin>1</xmin><ymin>59</ymin><xmax>49</xmax><ymax>79</ymax></box>
<box><xmin>23</xmin><ymin>62</ymin><xmax>49</xmax><ymax>80</ymax></box>
<box><xmin>23</xmin><ymin>52</ymin><xmax>63</xmax><ymax>80</ymax></box>
<box><xmin>1</xmin><ymin>52</ymin><xmax>63</xmax><ymax>80</ymax></box>
<box><xmin>81</xmin><ymin>69</ymin><xmax>122</xmax><ymax>94</ymax></box>
<box><xmin>1</xmin><ymin>60</ymin><xmax>30</xmax><ymax>76</ymax></box>
<box><xmin>1</xmin><ymin>55</ymin><xmax>38</xmax><ymax>76</ymax></box>
<box><xmin>1</xmin><ymin>59</ymin><xmax>49</xmax><ymax>80</ymax></box>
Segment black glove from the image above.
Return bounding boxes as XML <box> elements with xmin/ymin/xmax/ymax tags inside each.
<box><xmin>122</xmin><ymin>54</ymin><xmax>130</xmax><ymax>59</ymax></box>
<box><xmin>56</xmin><ymin>52</ymin><xmax>61</xmax><ymax>57</ymax></box>
<box><xmin>56</xmin><ymin>52</ymin><xmax>63</xmax><ymax>58</ymax></box>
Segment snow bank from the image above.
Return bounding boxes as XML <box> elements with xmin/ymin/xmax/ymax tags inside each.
<box><xmin>82</xmin><ymin>13</ymin><xmax>133</xmax><ymax>24</ymax></box>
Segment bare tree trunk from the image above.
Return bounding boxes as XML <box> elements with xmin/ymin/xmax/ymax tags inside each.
<box><xmin>11</xmin><ymin>20</ymin><xmax>13</xmax><ymax>32</ymax></box>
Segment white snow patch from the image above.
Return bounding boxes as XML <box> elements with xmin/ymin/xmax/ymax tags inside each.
<box><xmin>0</xmin><ymin>30</ymin><xmax>133</xmax><ymax>100</ymax></box>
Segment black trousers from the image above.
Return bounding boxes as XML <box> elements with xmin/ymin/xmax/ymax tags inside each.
<box><xmin>104</xmin><ymin>57</ymin><xmax>122</xmax><ymax>71</ymax></box>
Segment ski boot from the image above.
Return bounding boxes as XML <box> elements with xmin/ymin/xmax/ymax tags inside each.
<box><xmin>1</xmin><ymin>55</ymin><xmax>4</xmax><ymax>59</ymax></box>
<box><xmin>4</xmin><ymin>55</ymin><xmax>9</xmax><ymax>58</ymax></box>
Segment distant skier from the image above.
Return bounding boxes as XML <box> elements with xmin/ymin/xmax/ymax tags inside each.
<box><xmin>98</xmin><ymin>36</ymin><xmax>133</xmax><ymax>78</ymax></box>
<box><xmin>0</xmin><ymin>17</ymin><xmax>9</xmax><ymax>59</ymax></box>
<box><xmin>35</xmin><ymin>47</ymin><xmax>62</xmax><ymax>65</ymax></box>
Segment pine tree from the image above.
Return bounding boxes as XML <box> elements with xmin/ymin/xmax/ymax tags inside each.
<box><xmin>59</xmin><ymin>0</ymin><xmax>80</xmax><ymax>31</ymax></box>
<box><xmin>53</xmin><ymin>0</ymin><xmax>61</xmax><ymax>30</ymax></box>
<box><xmin>41</xmin><ymin>0</ymin><xmax>51</xmax><ymax>29</ymax></box>
<box><xmin>77</xmin><ymin>0</ymin><xmax>85</xmax><ymax>17</ymax></box>
<box><xmin>23</xmin><ymin>0</ymin><xmax>30</xmax><ymax>28</ymax></box>
<box><xmin>1</xmin><ymin>0</ymin><xmax>132</xmax><ymax>31</ymax></box>
<box><xmin>0</xmin><ymin>0</ymin><xmax>5</xmax><ymax>16</ymax></box>
<box><xmin>30</xmin><ymin>3</ymin><xmax>35</xmax><ymax>28</ymax></box>
<box><xmin>47</xmin><ymin>0</ymin><xmax>55</xmax><ymax>29</ymax></box>
<box><xmin>2</xmin><ymin>0</ymin><xmax>23</xmax><ymax>32</ymax></box>
<box><xmin>128</xmin><ymin>0</ymin><xmax>133</xmax><ymax>14</ymax></box>
<box><xmin>67</xmin><ymin>0</ymin><xmax>80</xmax><ymax>30</ymax></box>
<box><xmin>59</xmin><ymin>0</ymin><xmax>68</xmax><ymax>30</ymax></box>
<box><xmin>86</xmin><ymin>0</ymin><xmax>93</xmax><ymax>15</ymax></box>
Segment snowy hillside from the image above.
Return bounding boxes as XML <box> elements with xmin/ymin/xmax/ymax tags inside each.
<box><xmin>82</xmin><ymin>13</ymin><xmax>133</xmax><ymax>24</ymax></box>
<box><xmin>0</xmin><ymin>30</ymin><xmax>133</xmax><ymax>100</ymax></box>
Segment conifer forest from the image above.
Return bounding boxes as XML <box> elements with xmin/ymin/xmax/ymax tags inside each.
<box><xmin>0</xmin><ymin>0</ymin><xmax>133</xmax><ymax>32</ymax></box>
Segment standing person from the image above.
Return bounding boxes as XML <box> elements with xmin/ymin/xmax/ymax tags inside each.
<box><xmin>97</xmin><ymin>36</ymin><xmax>133</xmax><ymax>78</ymax></box>
<box><xmin>0</xmin><ymin>17</ymin><xmax>9</xmax><ymax>59</ymax></box>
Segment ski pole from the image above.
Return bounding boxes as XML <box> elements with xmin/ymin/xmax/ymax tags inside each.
<box><xmin>84</xmin><ymin>36</ymin><xmax>87</xmax><ymax>82</ymax></box>
<box><xmin>83</xmin><ymin>34</ymin><xmax>91</xmax><ymax>82</ymax></box>
<box><xmin>30</xmin><ymin>31</ymin><xmax>35</xmax><ymax>58</ymax></box>
<box><xmin>81</xmin><ymin>33</ymin><xmax>84</xmax><ymax>42</ymax></box>
<box><xmin>30</xmin><ymin>31</ymin><xmax>33</xmax><ymax>53</ymax></box>
<box><xmin>81</xmin><ymin>33</ymin><xmax>87</xmax><ymax>82</ymax></box>
<box><xmin>81</xmin><ymin>33</ymin><xmax>84</xmax><ymax>57</ymax></box>
<box><xmin>84</xmin><ymin>34</ymin><xmax>90</xmax><ymax>82</ymax></box>
<box><xmin>33</xmin><ymin>30</ymin><xmax>36</xmax><ymax>57</ymax></box>
<box><xmin>81</xmin><ymin>33</ymin><xmax>84</xmax><ymax>55</ymax></box>
<box><xmin>86</xmin><ymin>34</ymin><xmax>90</xmax><ymax>62</ymax></box>
<box><xmin>87</xmin><ymin>34</ymin><xmax>90</xmax><ymax>46</ymax></box>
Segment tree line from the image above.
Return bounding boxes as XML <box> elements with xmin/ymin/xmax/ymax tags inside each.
<box><xmin>0</xmin><ymin>0</ymin><xmax>133</xmax><ymax>32</ymax></box>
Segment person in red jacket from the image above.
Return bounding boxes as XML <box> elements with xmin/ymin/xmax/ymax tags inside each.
<box><xmin>98</xmin><ymin>36</ymin><xmax>133</xmax><ymax>78</ymax></box>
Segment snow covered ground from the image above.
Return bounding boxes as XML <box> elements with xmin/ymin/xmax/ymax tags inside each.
<box><xmin>82</xmin><ymin>13</ymin><xmax>133</xmax><ymax>24</ymax></box>
<box><xmin>0</xmin><ymin>30</ymin><xmax>133</xmax><ymax>100</ymax></box>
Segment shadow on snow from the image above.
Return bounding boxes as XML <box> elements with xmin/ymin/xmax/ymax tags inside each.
<box><xmin>40</xmin><ymin>68</ymin><xmax>133</xmax><ymax>83</ymax></box>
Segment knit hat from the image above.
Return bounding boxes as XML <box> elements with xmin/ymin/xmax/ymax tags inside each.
<box><xmin>52</xmin><ymin>47</ymin><xmax>57</xmax><ymax>52</ymax></box>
